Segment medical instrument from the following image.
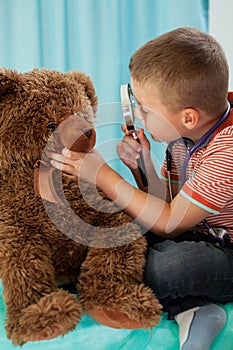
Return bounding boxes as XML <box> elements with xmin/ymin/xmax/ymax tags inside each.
<box><xmin>166</xmin><ymin>101</ymin><xmax>231</xmax><ymax>246</ymax></box>
<box><xmin>120</xmin><ymin>84</ymin><xmax>148</xmax><ymax>187</ymax></box>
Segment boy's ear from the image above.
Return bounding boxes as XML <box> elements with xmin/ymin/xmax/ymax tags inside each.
<box><xmin>181</xmin><ymin>108</ymin><xmax>199</xmax><ymax>130</ymax></box>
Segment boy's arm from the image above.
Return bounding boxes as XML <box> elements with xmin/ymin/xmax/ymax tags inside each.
<box><xmin>131</xmin><ymin>162</ymin><xmax>170</xmax><ymax>201</ymax></box>
<box><xmin>50</xmin><ymin>126</ymin><xmax>209</xmax><ymax>237</ymax></box>
<box><xmin>50</xmin><ymin>147</ymin><xmax>209</xmax><ymax>237</ymax></box>
<box><xmin>97</xmin><ymin>163</ymin><xmax>209</xmax><ymax>238</ymax></box>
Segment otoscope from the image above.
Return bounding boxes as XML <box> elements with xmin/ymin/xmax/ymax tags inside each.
<box><xmin>120</xmin><ymin>84</ymin><xmax>148</xmax><ymax>187</ymax></box>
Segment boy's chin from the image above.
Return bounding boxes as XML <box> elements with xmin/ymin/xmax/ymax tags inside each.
<box><xmin>151</xmin><ymin>134</ymin><xmax>163</xmax><ymax>142</ymax></box>
<box><xmin>151</xmin><ymin>133</ymin><xmax>179</xmax><ymax>143</ymax></box>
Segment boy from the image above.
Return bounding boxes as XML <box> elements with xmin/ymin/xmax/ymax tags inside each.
<box><xmin>51</xmin><ymin>28</ymin><xmax>233</xmax><ymax>349</ymax></box>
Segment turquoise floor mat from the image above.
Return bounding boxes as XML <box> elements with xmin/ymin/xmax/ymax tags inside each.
<box><xmin>0</xmin><ymin>280</ymin><xmax>232</xmax><ymax>349</ymax></box>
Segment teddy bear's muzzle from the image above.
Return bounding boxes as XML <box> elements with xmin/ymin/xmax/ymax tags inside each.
<box><xmin>34</xmin><ymin>114</ymin><xmax>96</xmax><ymax>204</ymax></box>
<box><xmin>58</xmin><ymin>114</ymin><xmax>96</xmax><ymax>153</ymax></box>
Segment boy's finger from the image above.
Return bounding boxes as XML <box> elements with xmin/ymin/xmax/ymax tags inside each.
<box><xmin>137</xmin><ymin>128</ymin><xmax>150</xmax><ymax>148</ymax></box>
<box><xmin>121</xmin><ymin>138</ymin><xmax>141</xmax><ymax>155</ymax></box>
<box><xmin>121</xmin><ymin>124</ymin><xmax>130</xmax><ymax>135</ymax></box>
<box><xmin>61</xmin><ymin>148</ymin><xmax>86</xmax><ymax>160</ymax></box>
<box><xmin>50</xmin><ymin>152</ymin><xmax>65</xmax><ymax>163</ymax></box>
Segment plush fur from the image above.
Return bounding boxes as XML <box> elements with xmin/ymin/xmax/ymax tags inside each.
<box><xmin>0</xmin><ymin>68</ymin><xmax>162</xmax><ymax>346</ymax></box>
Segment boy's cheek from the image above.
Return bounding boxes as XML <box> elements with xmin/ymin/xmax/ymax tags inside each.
<box><xmin>134</xmin><ymin>106</ymin><xmax>144</xmax><ymax>120</ymax></box>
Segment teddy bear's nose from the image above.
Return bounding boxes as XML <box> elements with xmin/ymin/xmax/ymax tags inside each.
<box><xmin>83</xmin><ymin>128</ymin><xmax>92</xmax><ymax>139</ymax></box>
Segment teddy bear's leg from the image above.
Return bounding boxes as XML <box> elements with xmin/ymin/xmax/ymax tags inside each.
<box><xmin>78</xmin><ymin>237</ymin><xmax>162</xmax><ymax>330</ymax></box>
<box><xmin>1</xmin><ymin>245</ymin><xmax>81</xmax><ymax>346</ymax></box>
<box><xmin>81</xmin><ymin>281</ymin><xmax>162</xmax><ymax>329</ymax></box>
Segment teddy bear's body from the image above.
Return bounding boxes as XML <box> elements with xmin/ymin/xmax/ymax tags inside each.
<box><xmin>0</xmin><ymin>68</ymin><xmax>161</xmax><ymax>346</ymax></box>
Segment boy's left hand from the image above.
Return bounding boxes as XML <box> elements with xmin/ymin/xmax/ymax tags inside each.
<box><xmin>117</xmin><ymin>127</ymin><xmax>151</xmax><ymax>169</ymax></box>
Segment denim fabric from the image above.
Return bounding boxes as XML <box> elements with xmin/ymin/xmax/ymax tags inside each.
<box><xmin>143</xmin><ymin>231</ymin><xmax>233</xmax><ymax>319</ymax></box>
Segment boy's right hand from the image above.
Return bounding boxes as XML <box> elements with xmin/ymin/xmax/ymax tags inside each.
<box><xmin>117</xmin><ymin>125</ymin><xmax>151</xmax><ymax>170</ymax></box>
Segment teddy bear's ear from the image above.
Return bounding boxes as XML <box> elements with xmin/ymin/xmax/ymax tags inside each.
<box><xmin>66</xmin><ymin>71</ymin><xmax>98</xmax><ymax>113</ymax></box>
<box><xmin>0</xmin><ymin>68</ymin><xmax>20</xmax><ymax>99</ymax></box>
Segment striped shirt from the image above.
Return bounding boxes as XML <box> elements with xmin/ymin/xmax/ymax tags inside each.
<box><xmin>161</xmin><ymin>107</ymin><xmax>233</xmax><ymax>242</ymax></box>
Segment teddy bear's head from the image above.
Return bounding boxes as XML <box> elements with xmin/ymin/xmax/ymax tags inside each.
<box><xmin>0</xmin><ymin>68</ymin><xmax>98</xmax><ymax>169</ymax></box>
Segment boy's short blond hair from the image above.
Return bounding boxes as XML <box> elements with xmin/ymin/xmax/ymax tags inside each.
<box><xmin>129</xmin><ymin>27</ymin><xmax>229</xmax><ymax>116</ymax></box>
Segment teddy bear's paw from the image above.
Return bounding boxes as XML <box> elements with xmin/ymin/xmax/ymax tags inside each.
<box><xmin>6</xmin><ymin>289</ymin><xmax>81</xmax><ymax>345</ymax></box>
<box><xmin>88</xmin><ymin>306</ymin><xmax>158</xmax><ymax>329</ymax></box>
<box><xmin>80</xmin><ymin>281</ymin><xmax>162</xmax><ymax>330</ymax></box>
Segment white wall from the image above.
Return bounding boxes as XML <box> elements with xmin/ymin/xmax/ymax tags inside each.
<box><xmin>209</xmin><ymin>0</ymin><xmax>233</xmax><ymax>89</ymax></box>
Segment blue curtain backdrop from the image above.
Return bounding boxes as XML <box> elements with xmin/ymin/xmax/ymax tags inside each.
<box><xmin>4</xmin><ymin>2</ymin><xmax>233</xmax><ymax>350</ymax></box>
<box><xmin>0</xmin><ymin>0</ymin><xmax>208</xmax><ymax>103</ymax></box>
<box><xmin>0</xmin><ymin>0</ymin><xmax>209</xmax><ymax>177</ymax></box>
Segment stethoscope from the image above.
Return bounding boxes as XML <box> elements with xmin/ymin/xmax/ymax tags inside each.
<box><xmin>166</xmin><ymin>101</ymin><xmax>231</xmax><ymax>246</ymax></box>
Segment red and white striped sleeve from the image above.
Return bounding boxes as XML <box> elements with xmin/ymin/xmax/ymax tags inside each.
<box><xmin>180</xmin><ymin>126</ymin><xmax>233</xmax><ymax>214</ymax></box>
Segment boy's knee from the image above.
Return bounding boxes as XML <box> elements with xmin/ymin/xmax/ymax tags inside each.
<box><xmin>143</xmin><ymin>245</ymin><xmax>185</xmax><ymax>294</ymax></box>
<box><xmin>143</xmin><ymin>241</ymin><xmax>203</xmax><ymax>296</ymax></box>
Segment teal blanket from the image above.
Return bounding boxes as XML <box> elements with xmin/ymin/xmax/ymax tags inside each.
<box><xmin>0</xmin><ymin>280</ymin><xmax>232</xmax><ymax>349</ymax></box>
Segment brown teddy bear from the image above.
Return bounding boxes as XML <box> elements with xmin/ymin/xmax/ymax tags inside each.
<box><xmin>0</xmin><ymin>68</ymin><xmax>161</xmax><ymax>346</ymax></box>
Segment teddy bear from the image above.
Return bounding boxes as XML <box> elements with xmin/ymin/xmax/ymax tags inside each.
<box><xmin>0</xmin><ymin>68</ymin><xmax>162</xmax><ymax>346</ymax></box>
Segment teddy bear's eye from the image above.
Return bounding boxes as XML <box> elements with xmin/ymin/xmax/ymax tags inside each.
<box><xmin>47</xmin><ymin>122</ymin><xmax>57</xmax><ymax>132</ymax></box>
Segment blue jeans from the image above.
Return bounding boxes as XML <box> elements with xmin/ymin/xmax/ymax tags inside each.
<box><xmin>143</xmin><ymin>231</ymin><xmax>233</xmax><ymax>319</ymax></box>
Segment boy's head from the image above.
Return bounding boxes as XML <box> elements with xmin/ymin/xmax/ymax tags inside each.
<box><xmin>129</xmin><ymin>27</ymin><xmax>229</xmax><ymax>117</ymax></box>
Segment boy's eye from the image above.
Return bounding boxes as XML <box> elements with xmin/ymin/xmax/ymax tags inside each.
<box><xmin>136</xmin><ymin>105</ymin><xmax>148</xmax><ymax>118</ymax></box>
<box><xmin>141</xmin><ymin>106</ymin><xmax>148</xmax><ymax>114</ymax></box>
<box><xmin>134</xmin><ymin>106</ymin><xmax>143</xmax><ymax>119</ymax></box>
